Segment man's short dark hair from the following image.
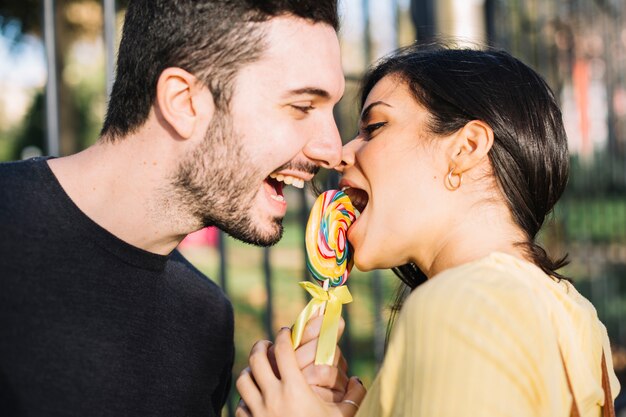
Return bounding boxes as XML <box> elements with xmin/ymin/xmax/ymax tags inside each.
<box><xmin>101</xmin><ymin>0</ymin><xmax>339</xmax><ymax>140</ymax></box>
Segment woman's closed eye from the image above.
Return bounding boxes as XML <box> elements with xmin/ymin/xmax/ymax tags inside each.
<box><xmin>291</xmin><ymin>104</ymin><xmax>315</xmax><ymax>114</ymax></box>
<box><xmin>360</xmin><ymin>121</ymin><xmax>387</xmax><ymax>140</ymax></box>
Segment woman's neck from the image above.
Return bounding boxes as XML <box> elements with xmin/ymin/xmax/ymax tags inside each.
<box><xmin>417</xmin><ymin>205</ymin><xmax>530</xmax><ymax>279</ymax></box>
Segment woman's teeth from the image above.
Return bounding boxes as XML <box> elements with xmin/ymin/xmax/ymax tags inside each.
<box><xmin>269</xmin><ymin>173</ymin><xmax>305</xmax><ymax>189</ymax></box>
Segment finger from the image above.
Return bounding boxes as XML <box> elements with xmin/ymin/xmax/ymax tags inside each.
<box><xmin>236</xmin><ymin>368</ymin><xmax>263</xmax><ymax>416</ymax></box>
<box><xmin>300</xmin><ymin>316</ymin><xmax>346</xmax><ymax>345</ymax></box>
<box><xmin>274</xmin><ymin>327</ymin><xmax>307</xmax><ymax>385</ymax></box>
<box><xmin>300</xmin><ymin>315</ymin><xmax>323</xmax><ymax>345</ymax></box>
<box><xmin>248</xmin><ymin>340</ymin><xmax>279</xmax><ymax>393</ymax></box>
<box><xmin>235</xmin><ymin>399</ymin><xmax>253</xmax><ymax>417</ymax></box>
<box><xmin>337</xmin><ymin>377</ymin><xmax>367</xmax><ymax>417</ymax></box>
<box><xmin>337</xmin><ymin>348</ymin><xmax>348</xmax><ymax>374</ymax></box>
<box><xmin>294</xmin><ymin>337</ymin><xmax>317</xmax><ymax>369</ymax></box>
<box><xmin>267</xmin><ymin>344</ymin><xmax>280</xmax><ymax>378</ymax></box>
<box><xmin>335</xmin><ymin>345</ymin><xmax>344</xmax><ymax>368</ymax></box>
<box><xmin>302</xmin><ymin>364</ymin><xmax>349</xmax><ymax>392</ymax></box>
<box><xmin>310</xmin><ymin>385</ymin><xmax>343</xmax><ymax>403</ymax></box>
<box><xmin>235</xmin><ymin>407</ymin><xmax>252</xmax><ymax>417</ymax></box>
<box><xmin>296</xmin><ymin>341</ymin><xmax>343</xmax><ymax>369</ymax></box>
<box><xmin>337</xmin><ymin>316</ymin><xmax>345</xmax><ymax>340</ymax></box>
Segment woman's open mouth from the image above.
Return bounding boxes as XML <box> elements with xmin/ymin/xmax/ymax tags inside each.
<box><xmin>342</xmin><ymin>186</ymin><xmax>369</xmax><ymax>216</ymax></box>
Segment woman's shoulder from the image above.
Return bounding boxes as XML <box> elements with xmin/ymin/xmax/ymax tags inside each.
<box><xmin>404</xmin><ymin>252</ymin><xmax>547</xmax><ymax>317</ymax></box>
<box><xmin>411</xmin><ymin>253</ymin><xmax>540</xmax><ymax>301</ymax></box>
<box><xmin>385</xmin><ymin>252</ymin><xmax>560</xmax><ymax>404</ymax></box>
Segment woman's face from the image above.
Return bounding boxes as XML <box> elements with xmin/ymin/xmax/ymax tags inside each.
<box><xmin>339</xmin><ymin>75</ymin><xmax>458</xmax><ymax>271</ymax></box>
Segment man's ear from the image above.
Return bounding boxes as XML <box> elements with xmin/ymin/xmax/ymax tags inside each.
<box><xmin>448</xmin><ymin>120</ymin><xmax>494</xmax><ymax>173</ymax></box>
<box><xmin>155</xmin><ymin>67</ymin><xmax>215</xmax><ymax>140</ymax></box>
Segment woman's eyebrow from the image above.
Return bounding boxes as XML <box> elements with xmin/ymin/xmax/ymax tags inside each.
<box><xmin>360</xmin><ymin>101</ymin><xmax>392</xmax><ymax>122</ymax></box>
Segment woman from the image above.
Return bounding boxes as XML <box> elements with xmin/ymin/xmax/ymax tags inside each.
<box><xmin>236</xmin><ymin>44</ymin><xmax>620</xmax><ymax>417</ymax></box>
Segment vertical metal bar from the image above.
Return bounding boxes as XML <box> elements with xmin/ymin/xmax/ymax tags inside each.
<box><xmin>602</xmin><ymin>12</ymin><xmax>617</xmax><ymax>185</ymax></box>
<box><xmin>103</xmin><ymin>0</ymin><xmax>116</xmax><ymax>99</ymax></box>
<box><xmin>484</xmin><ymin>0</ymin><xmax>496</xmax><ymax>44</ymax></box>
<box><xmin>362</xmin><ymin>0</ymin><xmax>372</xmax><ymax>64</ymax></box>
<box><xmin>263</xmin><ymin>248</ymin><xmax>274</xmax><ymax>340</ymax></box>
<box><xmin>372</xmin><ymin>269</ymin><xmax>385</xmax><ymax>367</ymax></box>
<box><xmin>300</xmin><ymin>187</ymin><xmax>310</xmax><ymax>286</ymax></box>
<box><xmin>218</xmin><ymin>230</ymin><xmax>228</xmax><ymax>294</ymax></box>
<box><xmin>361</xmin><ymin>0</ymin><xmax>385</xmax><ymax>367</ymax></box>
<box><xmin>43</xmin><ymin>0</ymin><xmax>60</xmax><ymax>157</ymax></box>
<box><xmin>340</xmin><ymin>292</ymin><xmax>353</xmax><ymax>367</ymax></box>
<box><xmin>410</xmin><ymin>0</ymin><xmax>436</xmax><ymax>43</ymax></box>
<box><xmin>391</xmin><ymin>0</ymin><xmax>399</xmax><ymax>48</ymax></box>
<box><xmin>217</xmin><ymin>230</ymin><xmax>234</xmax><ymax>417</ymax></box>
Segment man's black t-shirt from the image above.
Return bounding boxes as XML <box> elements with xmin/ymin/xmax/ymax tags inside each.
<box><xmin>0</xmin><ymin>158</ymin><xmax>234</xmax><ymax>416</ymax></box>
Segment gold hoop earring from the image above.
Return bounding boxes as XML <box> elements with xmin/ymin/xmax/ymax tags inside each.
<box><xmin>445</xmin><ymin>167</ymin><xmax>463</xmax><ymax>191</ymax></box>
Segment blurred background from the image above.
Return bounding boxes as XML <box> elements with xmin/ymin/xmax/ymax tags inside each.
<box><xmin>1</xmin><ymin>0</ymin><xmax>626</xmax><ymax>415</ymax></box>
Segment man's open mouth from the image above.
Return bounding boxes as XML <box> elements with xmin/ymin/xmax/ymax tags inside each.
<box><xmin>264</xmin><ymin>173</ymin><xmax>306</xmax><ymax>203</ymax></box>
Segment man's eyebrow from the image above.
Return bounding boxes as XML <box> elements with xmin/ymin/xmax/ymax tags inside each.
<box><xmin>284</xmin><ymin>87</ymin><xmax>331</xmax><ymax>99</ymax></box>
<box><xmin>360</xmin><ymin>101</ymin><xmax>392</xmax><ymax>123</ymax></box>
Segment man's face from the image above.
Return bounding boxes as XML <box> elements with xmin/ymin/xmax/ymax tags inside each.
<box><xmin>175</xmin><ymin>16</ymin><xmax>345</xmax><ymax>246</ymax></box>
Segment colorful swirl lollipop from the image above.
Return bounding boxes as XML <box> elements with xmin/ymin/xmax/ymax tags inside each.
<box><xmin>305</xmin><ymin>190</ymin><xmax>356</xmax><ymax>287</ymax></box>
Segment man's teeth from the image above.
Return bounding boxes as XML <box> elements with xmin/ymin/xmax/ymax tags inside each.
<box><xmin>270</xmin><ymin>194</ymin><xmax>285</xmax><ymax>202</ymax></box>
<box><xmin>269</xmin><ymin>173</ymin><xmax>305</xmax><ymax>189</ymax></box>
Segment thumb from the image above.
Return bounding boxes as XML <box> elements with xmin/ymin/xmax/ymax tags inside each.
<box><xmin>337</xmin><ymin>377</ymin><xmax>366</xmax><ymax>416</ymax></box>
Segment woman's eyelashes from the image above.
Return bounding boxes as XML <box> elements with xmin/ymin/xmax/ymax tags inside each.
<box><xmin>291</xmin><ymin>104</ymin><xmax>315</xmax><ymax>114</ymax></box>
<box><xmin>360</xmin><ymin>121</ymin><xmax>387</xmax><ymax>140</ymax></box>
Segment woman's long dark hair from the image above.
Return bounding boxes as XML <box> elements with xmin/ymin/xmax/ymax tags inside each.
<box><xmin>361</xmin><ymin>44</ymin><xmax>571</xmax><ymax>341</ymax></box>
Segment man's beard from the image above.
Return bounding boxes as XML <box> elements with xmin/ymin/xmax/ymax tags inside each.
<box><xmin>172</xmin><ymin>110</ymin><xmax>283</xmax><ymax>246</ymax></box>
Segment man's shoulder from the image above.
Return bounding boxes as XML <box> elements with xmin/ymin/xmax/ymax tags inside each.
<box><xmin>166</xmin><ymin>250</ymin><xmax>232</xmax><ymax>311</ymax></box>
<box><xmin>0</xmin><ymin>158</ymin><xmax>54</xmax><ymax>228</ymax></box>
<box><xmin>163</xmin><ymin>250</ymin><xmax>234</xmax><ymax>344</ymax></box>
<box><xmin>0</xmin><ymin>157</ymin><xmax>46</xmax><ymax>179</ymax></box>
<box><xmin>0</xmin><ymin>158</ymin><xmax>50</xmax><ymax>200</ymax></box>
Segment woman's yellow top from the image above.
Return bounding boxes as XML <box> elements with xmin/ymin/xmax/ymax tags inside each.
<box><xmin>357</xmin><ymin>252</ymin><xmax>620</xmax><ymax>417</ymax></box>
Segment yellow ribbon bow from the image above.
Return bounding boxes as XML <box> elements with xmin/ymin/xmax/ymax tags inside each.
<box><xmin>291</xmin><ymin>281</ymin><xmax>353</xmax><ymax>365</ymax></box>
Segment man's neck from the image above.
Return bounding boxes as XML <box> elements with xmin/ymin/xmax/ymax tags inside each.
<box><xmin>47</xmin><ymin>136</ymin><xmax>198</xmax><ymax>255</ymax></box>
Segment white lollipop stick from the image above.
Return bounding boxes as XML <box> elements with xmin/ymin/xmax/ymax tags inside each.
<box><xmin>318</xmin><ymin>279</ymin><xmax>330</xmax><ymax>317</ymax></box>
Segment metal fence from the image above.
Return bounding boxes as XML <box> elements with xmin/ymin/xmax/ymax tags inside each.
<box><xmin>487</xmin><ymin>0</ymin><xmax>626</xmax><ymax>343</ymax></box>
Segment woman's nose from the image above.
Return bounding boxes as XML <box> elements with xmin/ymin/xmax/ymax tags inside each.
<box><xmin>335</xmin><ymin>137</ymin><xmax>363</xmax><ymax>173</ymax></box>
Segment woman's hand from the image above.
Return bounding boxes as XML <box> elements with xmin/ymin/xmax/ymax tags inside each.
<box><xmin>268</xmin><ymin>315</ymin><xmax>349</xmax><ymax>402</ymax></box>
<box><xmin>236</xmin><ymin>327</ymin><xmax>366</xmax><ymax>417</ymax></box>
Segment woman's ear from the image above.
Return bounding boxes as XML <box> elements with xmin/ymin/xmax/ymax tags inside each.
<box><xmin>448</xmin><ymin>120</ymin><xmax>494</xmax><ymax>173</ymax></box>
<box><xmin>155</xmin><ymin>67</ymin><xmax>215</xmax><ymax>140</ymax></box>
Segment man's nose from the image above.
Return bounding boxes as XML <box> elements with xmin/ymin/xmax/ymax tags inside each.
<box><xmin>303</xmin><ymin>120</ymin><xmax>342</xmax><ymax>169</ymax></box>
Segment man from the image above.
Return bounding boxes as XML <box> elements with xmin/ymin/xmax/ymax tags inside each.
<box><xmin>0</xmin><ymin>1</ymin><xmax>349</xmax><ymax>415</ymax></box>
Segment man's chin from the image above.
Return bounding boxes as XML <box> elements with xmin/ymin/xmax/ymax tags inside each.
<box><xmin>219</xmin><ymin>218</ymin><xmax>284</xmax><ymax>247</ymax></box>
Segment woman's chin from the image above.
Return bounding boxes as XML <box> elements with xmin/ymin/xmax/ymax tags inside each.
<box><xmin>353</xmin><ymin>253</ymin><xmax>374</xmax><ymax>272</ymax></box>
<box><xmin>354</xmin><ymin>248</ymin><xmax>406</xmax><ymax>272</ymax></box>
<box><xmin>353</xmin><ymin>251</ymin><xmax>385</xmax><ymax>272</ymax></box>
